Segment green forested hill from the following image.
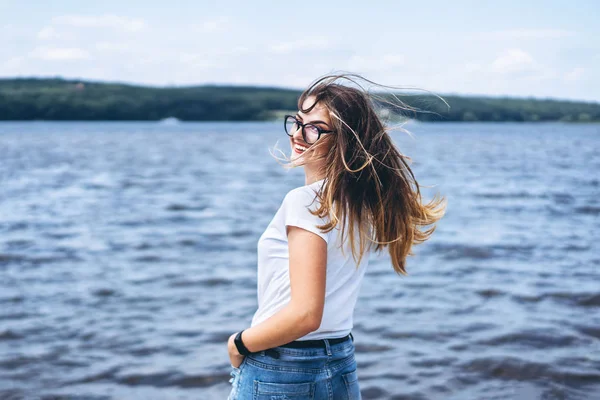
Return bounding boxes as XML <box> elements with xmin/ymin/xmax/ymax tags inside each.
<box><xmin>0</xmin><ymin>78</ymin><xmax>598</xmax><ymax>122</ymax></box>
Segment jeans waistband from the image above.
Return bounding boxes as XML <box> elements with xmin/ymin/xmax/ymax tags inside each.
<box><xmin>279</xmin><ymin>332</ymin><xmax>354</xmax><ymax>349</ymax></box>
<box><xmin>260</xmin><ymin>332</ymin><xmax>354</xmax><ymax>359</ymax></box>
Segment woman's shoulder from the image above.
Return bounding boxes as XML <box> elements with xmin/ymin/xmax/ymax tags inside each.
<box><xmin>283</xmin><ymin>182</ymin><xmax>323</xmax><ymax>208</ymax></box>
<box><xmin>286</xmin><ymin>178</ymin><xmax>325</xmax><ymax>197</ymax></box>
<box><xmin>280</xmin><ymin>182</ymin><xmax>330</xmax><ymax>242</ymax></box>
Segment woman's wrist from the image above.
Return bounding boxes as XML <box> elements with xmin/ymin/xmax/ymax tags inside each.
<box><xmin>228</xmin><ymin>332</ymin><xmax>241</xmax><ymax>355</ymax></box>
<box><xmin>233</xmin><ymin>330</ymin><xmax>252</xmax><ymax>355</ymax></box>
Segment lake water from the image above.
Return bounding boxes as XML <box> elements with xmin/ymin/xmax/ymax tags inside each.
<box><xmin>0</xmin><ymin>121</ymin><xmax>599</xmax><ymax>400</ymax></box>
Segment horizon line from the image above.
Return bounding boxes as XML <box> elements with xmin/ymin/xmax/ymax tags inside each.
<box><xmin>1</xmin><ymin>75</ymin><xmax>598</xmax><ymax>105</ymax></box>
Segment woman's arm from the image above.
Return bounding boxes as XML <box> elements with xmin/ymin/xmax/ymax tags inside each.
<box><xmin>232</xmin><ymin>225</ymin><xmax>327</xmax><ymax>353</ymax></box>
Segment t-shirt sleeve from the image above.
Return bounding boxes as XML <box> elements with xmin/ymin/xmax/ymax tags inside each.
<box><xmin>283</xmin><ymin>188</ymin><xmax>330</xmax><ymax>244</ymax></box>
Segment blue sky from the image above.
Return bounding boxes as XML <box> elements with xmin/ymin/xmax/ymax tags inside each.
<box><xmin>1</xmin><ymin>0</ymin><xmax>598</xmax><ymax>101</ymax></box>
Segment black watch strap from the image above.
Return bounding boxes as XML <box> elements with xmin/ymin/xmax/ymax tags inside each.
<box><xmin>234</xmin><ymin>330</ymin><xmax>251</xmax><ymax>356</ymax></box>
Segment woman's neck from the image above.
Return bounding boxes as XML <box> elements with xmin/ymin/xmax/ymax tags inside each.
<box><xmin>304</xmin><ymin>173</ymin><xmax>326</xmax><ymax>186</ymax></box>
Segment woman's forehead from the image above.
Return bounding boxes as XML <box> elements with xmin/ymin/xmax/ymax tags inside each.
<box><xmin>299</xmin><ymin>96</ymin><xmax>330</xmax><ymax>121</ymax></box>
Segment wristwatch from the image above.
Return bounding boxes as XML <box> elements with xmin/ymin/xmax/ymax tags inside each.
<box><xmin>234</xmin><ymin>330</ymin><xmax>251</xmax><ymax>356</ymax></box>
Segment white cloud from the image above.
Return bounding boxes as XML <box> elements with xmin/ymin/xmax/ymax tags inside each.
<box><xmin>95</xmin><ymin>41</ymin><xmax>131</xmax><ymax>52</ymax></box>
<box><xmin>486</xmin><ymin>49</ymin><xmax>558</xmax><ymax>83</ymax></box>
<box><xmin>269</xmin><ymin>37</ymin><xmax>332</xmax><ymax>54</ymax></box>
<box><xmin>347</xmin><ymin>53</ymin><xmax>405</xmax><ymax>71</ymax></box>
<box><xmin>175</xmin><ymin>46</ymin><xmax>251</xmax><ymax>69</ymax></box>
<box><xmin>564</xmin><ymin>67</ymin><xmax>585</xmax><ymax>82</ymax></box>
<box><xmin>230</xmin><ymin>46</ymin><xmax>250</xmax><ymax>55</ymax></box>
<box><xmin>178</xmin><ymin>53</ymin><xmax>217</xmax><ymax>68</ymax></box>
<box><xmin>491</xmin><ymin>48</ymin><xmax>535</xmax><ymax>74</ymax></box>
<box><xmin>382</xmin><ymin>54</ymin><xmax>405</xmax><ymax>67</ymax></box>
<box><xmin>0</xmin><ymin>56</ymin><xmax>25</xmax><ymax>74</ymax></box>
<box><xmin>482</xmin><ymin>29</ymin><xmax>576</xmax><ymax>40</ymax></box>
<box><xmin>37</xmin><ymin>26</ymin><xmax>60</xmax><ymax>40</ymax></box>
<box><xmin>5</xmin><ymin>56</ymin><xmax>24</xmax><ymax>66</ymax></box>
<box><xmin>52</xmin><ymin>14</ymin><xmax>145</xmax><ymax>32</ymax></box>
<box><xmin>347</xmin><ymin>55</ymin><xmax>369</xmax><ymax>71</ymax></box>
<box><xmin>196</xmin><ymin>16</ymin><xmax>230</xmax><ymax>33</ymax></box>
<box><xmin>464</xmin><ymin>62</ymin><xmax>482</xmax><ymax>73</ymax></box>
<box><xmin>30</xmin><ymin>46</ymin><xmax>90</xmax><ymax>61</ymax></box>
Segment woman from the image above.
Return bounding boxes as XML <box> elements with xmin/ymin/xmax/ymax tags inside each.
<box><xmin>226</xmin><ymin>73</ymin><xmax>446</xmax><ymax>399</ymax></box>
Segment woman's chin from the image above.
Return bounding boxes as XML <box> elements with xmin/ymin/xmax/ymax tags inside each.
<box><xmin>290</xmin><ymin>150</ymin><xmax>304</xmax><ymax>162</ymax></box>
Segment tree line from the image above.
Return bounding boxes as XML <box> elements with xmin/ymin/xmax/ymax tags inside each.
<box><xmin>0</xmin><ymin>78</ymin><xmax>598</xmax><ymax>122</ymax></box>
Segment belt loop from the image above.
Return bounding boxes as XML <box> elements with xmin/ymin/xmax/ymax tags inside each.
<box><xmin>323</xmin><ymin>338</ymin><xmax>332</xmax><ymax>356</ymax></box>
<box><xmin>265</xmin><ymin>348</ymin><xmax>280</xmax><ymax>359</ymax></box>
<box><xmin>349</xmin><ymin>332</ymin><xmax>354</xmax><ymax>342</ymax></box>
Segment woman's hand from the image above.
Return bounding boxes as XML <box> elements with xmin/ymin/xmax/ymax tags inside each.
<box><xmin>228</xmin><ymin>332</ymin><xmax>246</xmax><ymax>368</ymax></box>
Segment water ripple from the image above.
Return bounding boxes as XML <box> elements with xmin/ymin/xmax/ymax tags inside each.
<box><xmin>0</xmin><ymin>121</ymin><xmax>599</xmax><ymax>399</ymax></box>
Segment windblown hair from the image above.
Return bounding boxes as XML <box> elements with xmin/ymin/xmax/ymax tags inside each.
<box><xmin>274</xmin><ymin>73</ymin><xmax>447</xmax><ymax>276</ymax></box>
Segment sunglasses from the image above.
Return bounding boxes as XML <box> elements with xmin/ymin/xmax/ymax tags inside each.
<box><xmin>284</xmin><ymin>115</ymin><xmax>334</xmax><ymax>145</ymax></box>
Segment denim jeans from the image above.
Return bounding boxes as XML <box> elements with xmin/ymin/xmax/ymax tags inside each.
<box><xmin>227</xmin><ymin>335</ymin><xmax>361</xmax><ymax>400</ymax></box>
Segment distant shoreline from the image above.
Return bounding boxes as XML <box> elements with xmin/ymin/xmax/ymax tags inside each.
<box><xmin>1</xmin><ymin>78</ymin><xmax>599</xmax><ymax>123</ymax></box>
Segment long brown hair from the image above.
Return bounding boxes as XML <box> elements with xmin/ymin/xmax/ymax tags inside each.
<box><xmin>275</xmin><ymin>73</ymin><xmax>447</xmax><ymax>276</ymax></box>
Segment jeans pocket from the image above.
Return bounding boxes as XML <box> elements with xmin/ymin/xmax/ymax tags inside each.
<box><xmin>229</xmin><ymin>366</ymin><xmax>239</xmax><ymax>383</ymax></box>
<box><xmin>231</xmin><ymin>355</ymin><xmax>249</xmax><ymax>374</ymax></box>
<box><xmin>228</xmin><ymin>358</ymin><xmax>249</xmax><ymax>400</ymax></box>
<box><xmin>254</xmin><ymin>380</ymin><xmax>315</xmax><ymax>399</ymax></box>
<box><xmin>227</xmin><ymin>369</ymin><xmax>239</xmax><ymax>400</ymax></box>
<box><xmin>342</xmin><ymin>369</ymin><xmax>361</xmax><ymax>400</ymax></box>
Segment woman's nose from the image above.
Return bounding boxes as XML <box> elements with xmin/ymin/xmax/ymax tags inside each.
<box><xmin>292</xmin><ymin>126</ymin><xmax>304</xmax><ymax>142</ymax></box>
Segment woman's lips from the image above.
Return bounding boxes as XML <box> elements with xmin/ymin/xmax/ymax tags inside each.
<box><xmin>293</xmin><ymin>142</ymin><xmax>308</xmax><ymax>154</ymax></box>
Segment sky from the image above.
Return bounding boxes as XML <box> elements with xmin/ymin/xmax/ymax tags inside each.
<box><xmin>1</xmin><ymin>0</ymin><xmax>599</xmax><ymax>101</ymax></box>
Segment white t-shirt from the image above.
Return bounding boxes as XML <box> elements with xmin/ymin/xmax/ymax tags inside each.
<box><xmin>250</xmin><ymin>178</ymin><xmax>371</xmax><ymax>340</ymax></box>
